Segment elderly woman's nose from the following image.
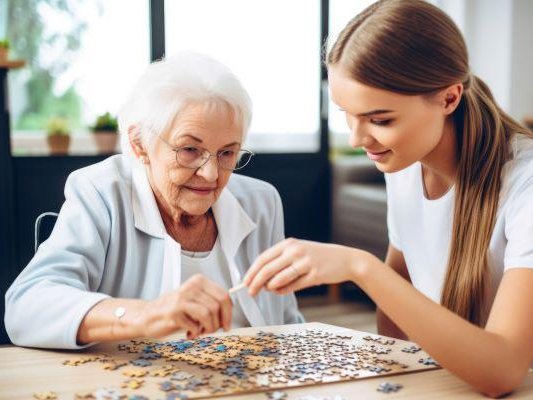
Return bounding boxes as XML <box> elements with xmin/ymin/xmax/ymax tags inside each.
<box><xmin>196</xmin><ymin>157</ymin><xmax>219</xmax><ymax>181</ymax></box>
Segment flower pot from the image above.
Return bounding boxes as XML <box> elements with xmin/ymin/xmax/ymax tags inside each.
<box><xmin>0</xmin><ymin>48</ymin><xmax>8</xmax><ymax>62</ymax></box>
<box><xmin>47</xmin><ymin>134</ymin><xmax>70</xmax><ymax>155</ymax></box>
<box><xmin>92</xmin><ymin>131</ymin><xmax>118</xmax><ymax>154</ymax></box>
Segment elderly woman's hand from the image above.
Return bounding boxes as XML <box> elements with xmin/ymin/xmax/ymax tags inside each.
<box><xmin>244</xmin><ymin>238</ymin><xmax>374</xmax><ymax>296</ymax></box>
<box><xmin>139</xmin><ymin>274</ymin><xmax>233</xmax><ymax>339</ymax></box>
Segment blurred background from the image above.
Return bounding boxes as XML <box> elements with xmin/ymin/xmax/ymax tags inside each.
<box><xmin>1</xmin><ymin>0</ymin><xmax>532</xmax><ymax>344</ymax></box>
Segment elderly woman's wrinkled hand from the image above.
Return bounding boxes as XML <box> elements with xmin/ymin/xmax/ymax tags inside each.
<box><xmin>139</xmin><ymin>274</ymin><xmax>233</xmax><ymax>339</ymax></box>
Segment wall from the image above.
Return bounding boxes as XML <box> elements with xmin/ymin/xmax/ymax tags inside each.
<box><xmin>438</xmin><ymin>0</ymin><xmax>533</xmax><ymax>122</ymax></box>
<box><xmin>510</xmin><ymin>0</ymin><xmax>533</xmax><ymax>122</ymax></box>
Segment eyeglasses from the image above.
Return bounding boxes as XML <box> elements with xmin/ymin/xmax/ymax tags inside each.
<box><xmin>158</xmin><ymin>136</ymin><xmax>254</xmax><ymax>171</ymax></box>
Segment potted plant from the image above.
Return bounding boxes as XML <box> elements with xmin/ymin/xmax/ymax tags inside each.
<box><xmin>91</xmin><ymin>112</ymin><xmax>119</xmax><ymax>154</ymax></box>
<box><xmin>0</xmin><ymin>39</ymin><xmax>9</xmax><ymax>62</ymax></box>
<box><xmin>46</xmin><ymin>117</ymin><xmax>71</xmax><ymax>155</ymax></box>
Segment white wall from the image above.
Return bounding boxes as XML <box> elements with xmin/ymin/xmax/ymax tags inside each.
<box><xmin>440</xmin><ymin>0</ymin><xmax>533</xmax><ymax>122</ymax></box>
<box><xmin>510</xmin><ymin>0</ymin><xmax>533</xmax><ymax>122</ymax></box>
<box><xmin>464</xmin><ymin>0</ymin><xmax>513</xmax><ymax>112</ymax></box>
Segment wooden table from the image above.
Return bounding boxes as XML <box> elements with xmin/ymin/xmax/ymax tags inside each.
<box><xmin>1</xmin><ymin>322</ymin><xmax>532</xmax><ymax>399</ymax></box>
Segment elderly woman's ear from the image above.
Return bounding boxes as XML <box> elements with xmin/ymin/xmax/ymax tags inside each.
<box><xmin>128</xmin><ymin>124</ymin><xmax>149</xmax><ymax>165</ymax></box>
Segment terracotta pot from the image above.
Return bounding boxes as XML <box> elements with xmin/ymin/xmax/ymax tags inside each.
<box><xmin>47</xmin><ymin>134</ymin><xmax>70</xmax><ymax>155</ymax></box>
<box><xmin>92</xmin><ymin>131</ymin><xmax>118</xmax><ymax>154</ymax></box>
<box><xmin>0</xmin><ymin>48</ymin><xmax>8</xmax><ymax>62</ymax></box>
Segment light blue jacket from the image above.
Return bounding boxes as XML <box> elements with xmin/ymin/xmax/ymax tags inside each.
<box><xmin>5</xmin><ymin>155</ymin><xmax>303</xmax><ymax>349</ymax></box>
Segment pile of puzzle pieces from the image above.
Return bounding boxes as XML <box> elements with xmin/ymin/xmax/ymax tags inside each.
<box><xmin>51</xmin><ymin>329</ymin><xmax>437</xmax><ymax>399</ymax></box>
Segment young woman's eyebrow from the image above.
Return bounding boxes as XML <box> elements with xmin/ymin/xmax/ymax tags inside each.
<box><xmin>356</xmin><ymin>109</ymin><xmax>395</xmax><ymax>117</ymax></box>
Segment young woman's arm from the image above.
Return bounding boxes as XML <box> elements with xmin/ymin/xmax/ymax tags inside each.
<box><xmin>377</xmin><ymin>245</ymin><xmax>410</xmax><ymax>340</ymax></box>
<box><xmin>360</xmin><ymin>257</ymin><xmax>533</xmax><ymax>398</ymax></box>
<box><xmin>244</xmin><ymin>240</ymin><xmax>533</xmax><ymax>398</ymax></box>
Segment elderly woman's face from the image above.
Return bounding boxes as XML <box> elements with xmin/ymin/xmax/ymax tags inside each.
<box><xmin>146</xmin><ymin>102</ymin><xmax>243</xmax><ymax>216</ymax></box>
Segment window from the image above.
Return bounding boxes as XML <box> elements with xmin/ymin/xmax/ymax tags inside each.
<box><xmin>327</xmin><ymin>0</ymin><xmax>376</xmax><ymax>148</ymax></box>
<box><xmin>165</xmin><ymin>0</ymin><xmax>321</xmax><ymax>153</ymax></box>
<box><xmin>6</xmin><ymin>0</ymin><xmax>150</xmax><ymax>155</ymax></box>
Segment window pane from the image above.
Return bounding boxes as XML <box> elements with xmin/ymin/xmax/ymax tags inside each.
<box><xmin>165</xmin><ymin>0</ymin><xmax>321</xmax><ymax>152</ymax></box>
<box><xmin>7</xmin><ymin>0</ymin><xmax>150</xmax><ymax>155</ymax></box>
<box><xmin>328</xmin><ymin>0</ymin><xmax>377</xmax><ymax>140</ymax></box>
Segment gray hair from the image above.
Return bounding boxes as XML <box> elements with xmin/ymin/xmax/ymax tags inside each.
<box><xmin>118</xmin><ymin>51</ymin><xmax>253</xmax><ymax>157</ymax></box>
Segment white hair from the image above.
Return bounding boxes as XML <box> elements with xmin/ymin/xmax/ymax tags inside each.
<box><xmin>118</xmin><ymin>51</ymin><xmax>253</xmax><ymax>157</ymax></box>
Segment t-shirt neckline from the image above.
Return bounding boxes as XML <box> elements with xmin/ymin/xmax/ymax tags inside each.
<box><xmin>418</xmin><ymin>162</ymin><xmax>455</xmax><ymax>202</ymax></box>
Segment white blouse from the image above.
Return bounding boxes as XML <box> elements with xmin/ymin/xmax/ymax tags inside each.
<box><xmin>180</xmin><ymin>237</ymin><xmax>249</xmax><ymax>328</ymax></box>
<box><xmin>385</xmin><ymin>135</ymin><xmax>533</xmax><ymax>318</ymax></box>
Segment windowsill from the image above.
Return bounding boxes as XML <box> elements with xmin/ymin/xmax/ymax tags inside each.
<box><xmin>11</xmin><ymin>133</ymin><xmax>119</xmax><ymax>156</ymax></box>
<box><xmin>10</xmin><ymin>131</ymin><xmax>323</xmax><ymax>156</ymax></box>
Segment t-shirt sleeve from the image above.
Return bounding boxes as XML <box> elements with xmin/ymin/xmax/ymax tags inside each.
<box><xmin>504</xmin><ymin>177</ymin><xmax>533</xmax><ymax>270</ymax></box>
<box><xmin>384</xmin><ymin>173</ymin><xmax>402</xmax><ymax>251</ymax></box>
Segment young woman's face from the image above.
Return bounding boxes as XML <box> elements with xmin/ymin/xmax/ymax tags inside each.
<box><xmin>328</xmin><ymin>65</ymin><xmax>449</xmax><ymax>173</ymax></box>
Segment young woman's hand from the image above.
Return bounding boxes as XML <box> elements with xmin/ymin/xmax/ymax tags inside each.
<box><xmin>244</xmin><ymin>238</ymin><xmax>372</xmax><ymax>296</ymax></box>
<box><xmin>137</xmin><ymin>274</ymin><xmax>233</xmax><ymax>339</ymax></box>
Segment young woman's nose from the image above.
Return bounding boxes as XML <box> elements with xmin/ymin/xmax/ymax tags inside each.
<box><xmin>349</xmin><ymin>121</ymin><xmax>375</xmax><ymax>149</ymax></box>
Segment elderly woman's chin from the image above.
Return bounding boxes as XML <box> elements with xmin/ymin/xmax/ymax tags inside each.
<box><xmin>175</xmin><ymin>190</ymin><xmax>218</xmax><ymax>215</ymax></box>
<box><xmin>180</xmin><ymin>202</ymin><xmax>212</xmax><ymax>216</ymax></box>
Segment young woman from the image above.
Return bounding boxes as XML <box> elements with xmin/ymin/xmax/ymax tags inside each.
<box><xmin>244</xmin><ymin>0</ymin><xmax>533</xmax><ymax>396</ymax></box>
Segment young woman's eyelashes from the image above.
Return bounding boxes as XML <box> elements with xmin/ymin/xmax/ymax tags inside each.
<box><xmin>339</xmin><ymin>108</ymin><xmax>394</xmax><ymax>127</ymax></box>
<box><xmin>370</xmin><ymin>118</ymin><xmax>394</xmax><ymax>126</ymax></box>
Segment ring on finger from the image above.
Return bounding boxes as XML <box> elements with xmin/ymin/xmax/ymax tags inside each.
<box><xmin>289</xmin><ymin>265</ymin><xmax>300</xmax><ymax>279</ymax></box>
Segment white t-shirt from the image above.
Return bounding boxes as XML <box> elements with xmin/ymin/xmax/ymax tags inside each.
<box><xmin>385</xmin><ymin>134</ymin><xmax>533</xmax><ymax>313</ymax></box>
<box><xmin>181</xmin><ymin>238</ymin><xmax>249</xmax><ymax>328</ymax></box>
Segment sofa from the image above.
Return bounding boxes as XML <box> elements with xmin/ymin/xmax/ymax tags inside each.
<box><xmin>331</xmin><ymin>155</ymin><xmax>388</xmax><ymax>261</ymax></box>
<box><xmin>326</xmin><ymin>155</ymin><xmax>388</xmax><ymax>302</ymax></box>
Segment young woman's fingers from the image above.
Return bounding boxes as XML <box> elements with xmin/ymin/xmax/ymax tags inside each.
<box><xmin>266</xmin><ymin>260</ymin><xmax>309</xmax><ymax>291</ymax></box>
<box><xmin>247</xmin><ymin>253</ymin><xmax>294</xmax><ymax>296</ymax></box>
<box><xmin>274</xmin><ymin>273</ymin><xmax>314</xmax><ymax>296</ymax></box>
<box><xmin>243</xmin><ymin>240</ymin><xmax>288</xmax><ymax>286</ymax></box>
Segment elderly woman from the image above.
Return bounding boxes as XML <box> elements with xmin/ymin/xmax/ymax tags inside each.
<box><xmin>5</xmin><ymin>52</ymin><xmax>303</xmax><ymax>349</ymax></box>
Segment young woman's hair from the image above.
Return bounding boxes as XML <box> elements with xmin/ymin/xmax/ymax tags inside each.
<box><xmin>328</xmin><ymin>0</ymin><xmax>532</xmax><ymax>325</ymax></box>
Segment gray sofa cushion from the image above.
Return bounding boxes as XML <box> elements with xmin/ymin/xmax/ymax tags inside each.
<box><xmin>332</xmin><ymin>156</ymin><xmax>388</xmax><ymax>259</ymax></box>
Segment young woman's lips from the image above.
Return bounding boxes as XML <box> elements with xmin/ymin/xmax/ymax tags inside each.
<box><xmin>185</xmin><ymin>186</ymin><xmax>216</xmax><ymax>195</ymax></box>
<box><xmin>365</xmin><ymin>149</ymin><xmax>391</xmax><ymax>161</ymax></box>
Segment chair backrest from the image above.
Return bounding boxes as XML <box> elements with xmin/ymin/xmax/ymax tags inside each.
<box><xmin>34</xmin><ymin>212</ymin><xmax>58</xmax><ymax>253</ymax></box>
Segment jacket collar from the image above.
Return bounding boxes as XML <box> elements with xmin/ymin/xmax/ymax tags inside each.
<box><xmin>132</xmin><ymin>164</ymin><xmax>257</xmax><ymax>252</ymax></box>
<box><xmin>133</xmin><ymin>165</ymin><xmax>264</xmax><ymax>327</ymax></box>
<box><xmin>212</xmin><ymin>187</ymin><xmax>257</xmax><ymax>258</ymax></box>
<box><xmin>132</xmin><ymin>164</ymin><xmax>166</xmax><ymax>239</ymax></box>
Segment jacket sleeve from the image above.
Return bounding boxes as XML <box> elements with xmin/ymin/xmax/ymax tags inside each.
<box><xmin>4</xmin><ymin>172</ymin><xmax>112</xmax><ymax>349</ymax></box>
<box><xmin>270</xmin><ymin>189</ymin><xmax>306</xmax><ymax>324</ymax></box>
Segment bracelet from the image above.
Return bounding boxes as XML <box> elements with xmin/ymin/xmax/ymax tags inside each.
<box><xmin>114</xmin><ymin>306</ymin><xmax>126</xmax><ymax>319</ymax></box>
